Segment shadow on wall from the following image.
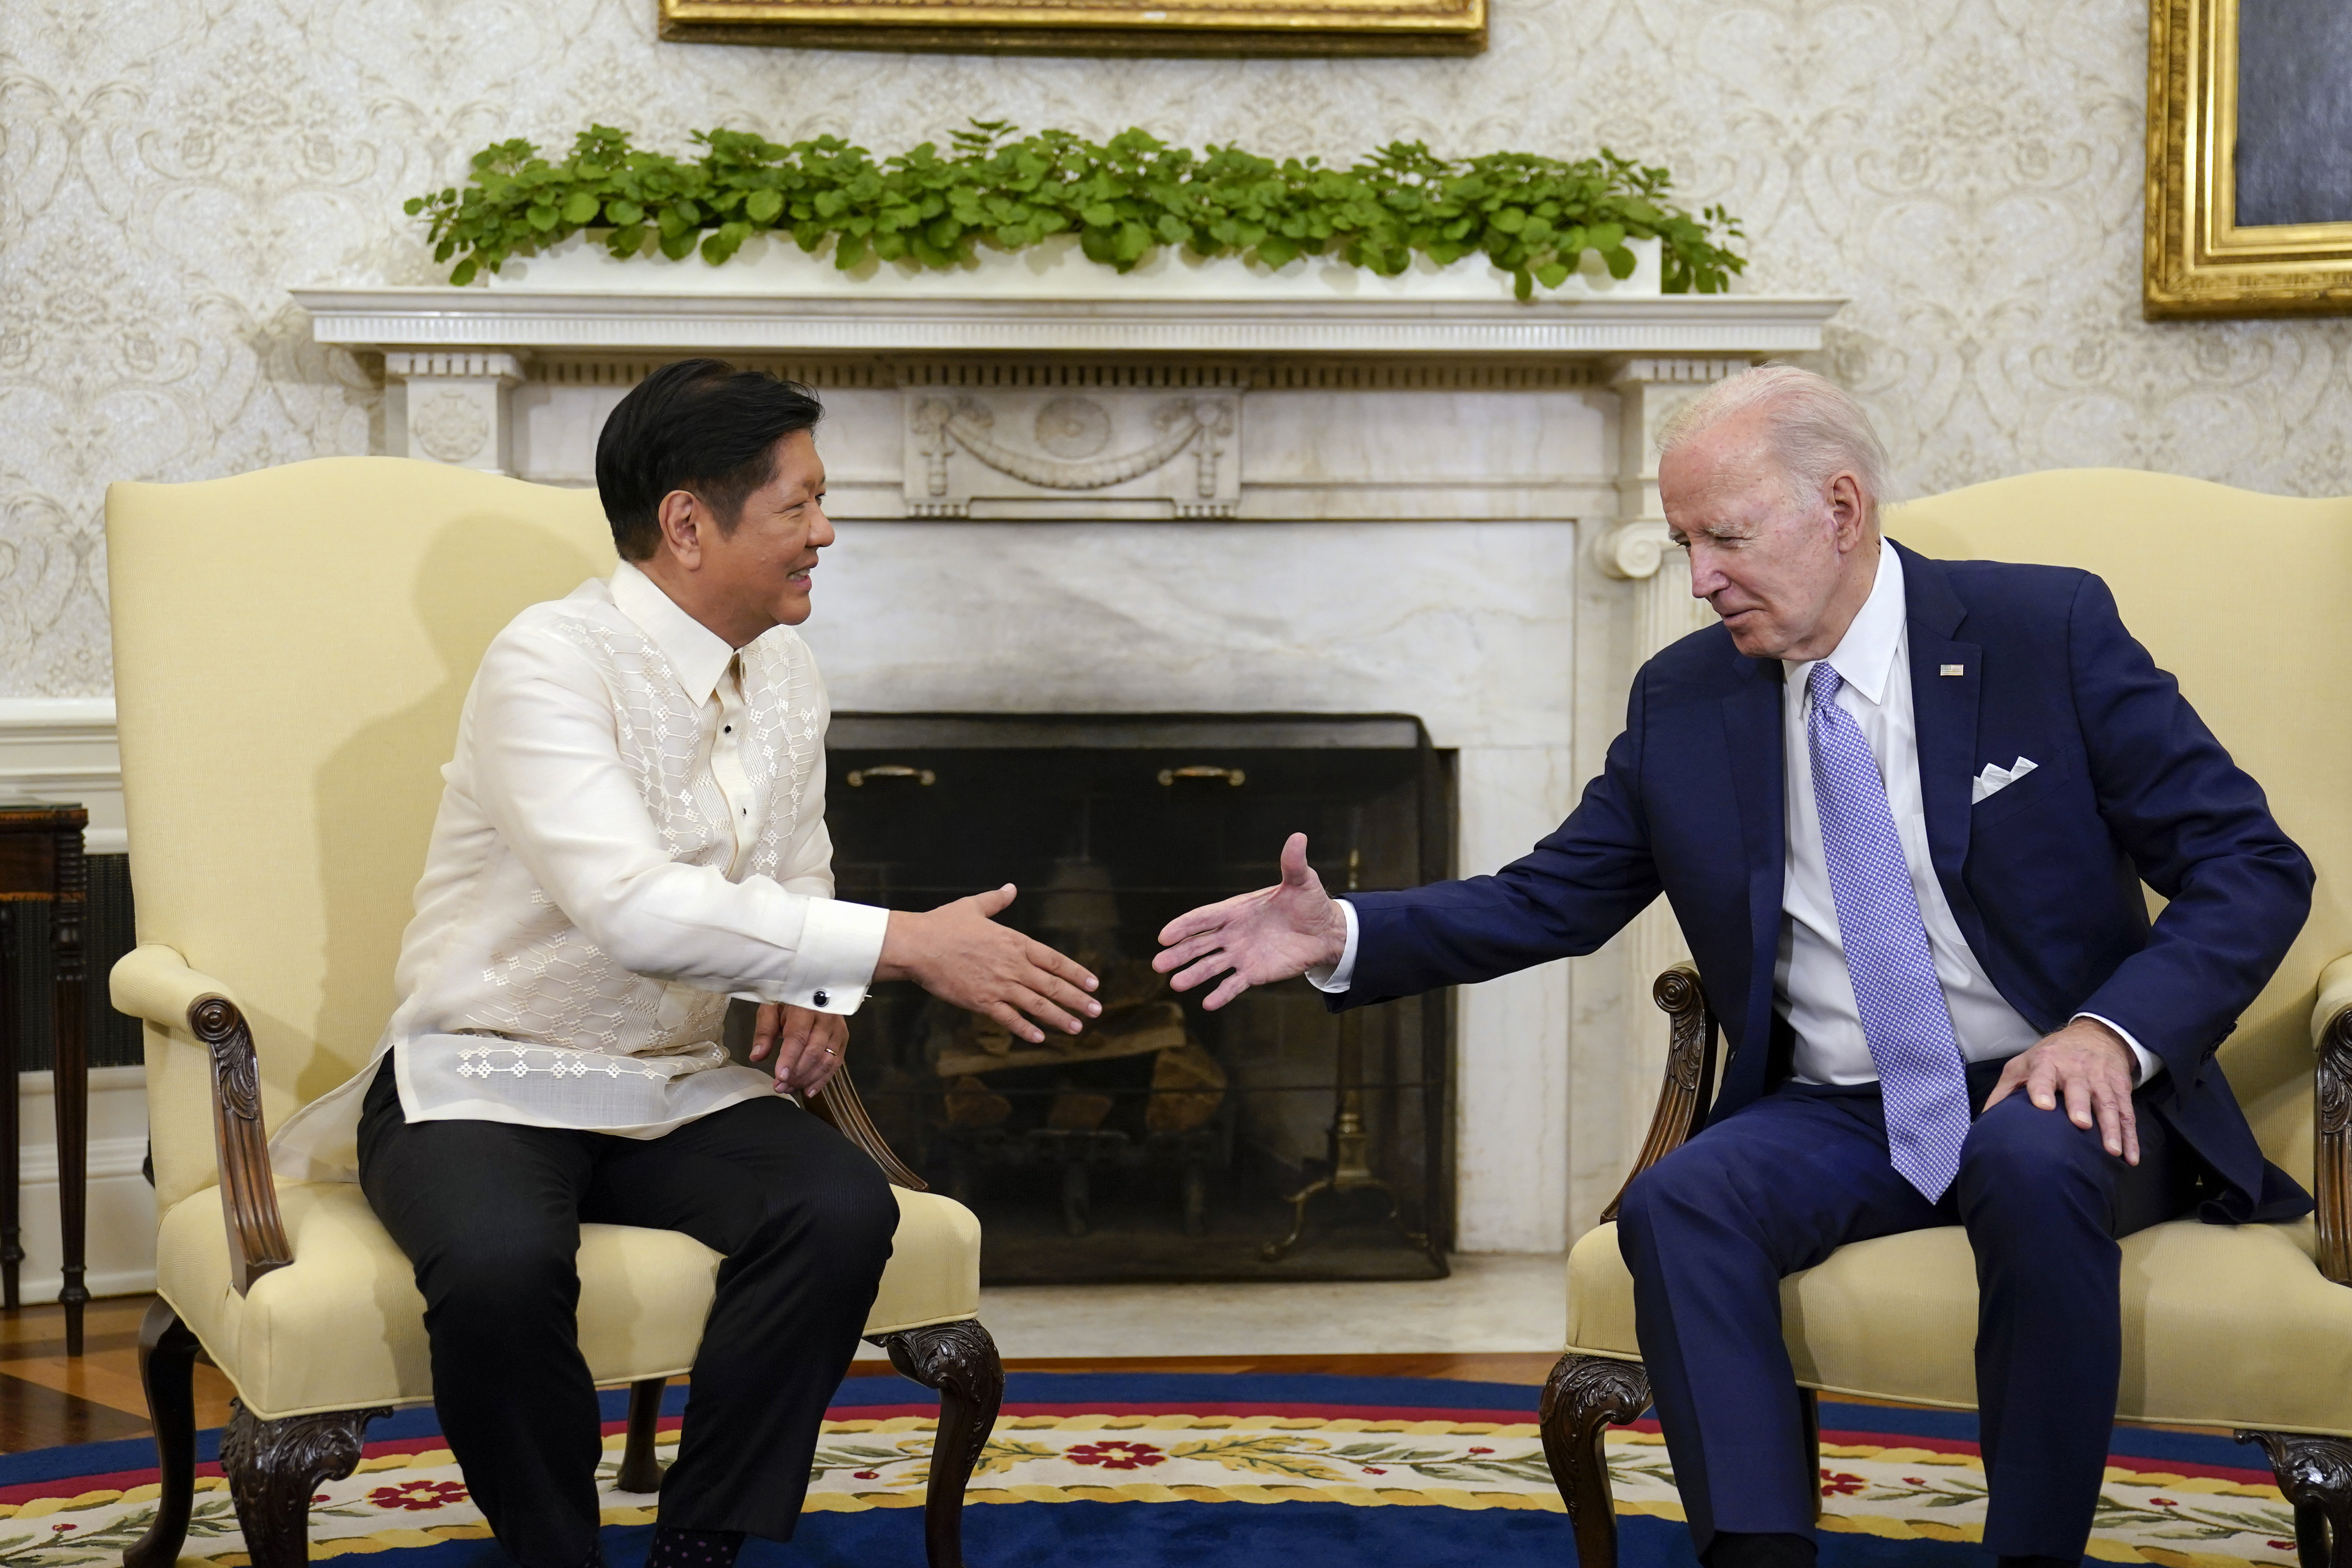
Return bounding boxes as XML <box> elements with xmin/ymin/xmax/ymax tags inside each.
<box><xmin>305</xmin><ymin>508</ymin><xmax>610</xmax><ymax>1107</ymax></box>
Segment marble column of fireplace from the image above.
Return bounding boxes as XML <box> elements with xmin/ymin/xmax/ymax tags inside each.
<box><xmin>300</xmin><ymin>285</ymin><xmax>1844</xmax><ymax>1253</ymax></box>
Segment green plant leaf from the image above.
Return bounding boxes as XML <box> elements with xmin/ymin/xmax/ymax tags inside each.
<box><xmin>406</xmin><ymin>124</ymin><xmax>1747</xmax><ymax>298</ymax></box>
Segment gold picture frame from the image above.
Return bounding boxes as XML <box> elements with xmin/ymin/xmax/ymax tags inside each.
<box><xmin>657</xmin><ymin>0</ymin><xmax>1482</xmax><ymax>56</ymax></box>
<box><xmin>2146</xmin><ymin>0</ymin><xmax>2352</xmax><ymax>317</ymax></box>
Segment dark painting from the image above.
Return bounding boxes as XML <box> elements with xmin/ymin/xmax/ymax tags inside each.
<box><xmin>2234</xmin><ymin>0</ymin><xmax>2352</xmax><ymax>227</ymax></box>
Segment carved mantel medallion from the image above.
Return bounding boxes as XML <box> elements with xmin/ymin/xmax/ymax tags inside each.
<box><xmin>903</xmin><ymin>387</ymin><xmax>1241</xmax><ymax>518</ymax></box>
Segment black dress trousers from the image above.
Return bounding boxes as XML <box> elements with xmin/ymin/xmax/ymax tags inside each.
<box><xmin>358</xmin><ymin>1056</ymin><xmax>898</xmax><ymax>1568</ymax></box>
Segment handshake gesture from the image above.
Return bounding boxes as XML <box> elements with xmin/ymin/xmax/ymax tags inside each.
<box><xmin>1152</xmin><ymin>832</ymin><xmax>1349</xmax><ymax>1008</ymax></box>
<box><xmin>770</xmin><ymin>835</ymin><xmax>1339</xmax><ymax>1096</ymax></box>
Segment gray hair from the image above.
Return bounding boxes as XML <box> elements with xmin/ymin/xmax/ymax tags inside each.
<box><xmin>1654</xmin><ymin>364</ymin><xmax>1893</xmax><ymax>524</ymax></box>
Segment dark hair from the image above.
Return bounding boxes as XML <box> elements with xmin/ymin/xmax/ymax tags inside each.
<box><xmin>594</xmin><ymin>358</ymin><xmax>824</xmax><ymax>560</ymax></box>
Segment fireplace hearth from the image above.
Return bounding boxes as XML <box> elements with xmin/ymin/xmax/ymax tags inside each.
<box><xmin>813</xmin><ymin>713</ymin><xmax>1454</xmax><ymax>1284</ymax></box>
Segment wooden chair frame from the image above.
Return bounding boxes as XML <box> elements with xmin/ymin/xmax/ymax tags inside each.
<box><xmin>121</xmin><ymin>994</ymin><xmax>1002</xmax><ymax>1568</ymax></box>
<box><xmin>1539</xmin><ymin>964</ymin><xmax>2352</xmax><ymax>1568</ymax></box>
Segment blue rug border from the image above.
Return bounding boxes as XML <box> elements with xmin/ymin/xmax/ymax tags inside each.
<box><xmin>278</xmin><ymin>1502</ymin><xmax>1993</xmax><ymax>1568</ymax></box>
<box><xmin>0</xmin><ymin>1372</ymin><xmax>2273</xmax><ymax>1491</ymax></box>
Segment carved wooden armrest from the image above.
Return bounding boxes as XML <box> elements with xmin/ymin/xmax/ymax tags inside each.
<box><xmin>110</xmin><ymin>944</ymin><xmax>293</xmax><ymax>1295</ymax></box>
<box><xmin>2313</xmin><ymin>957</ymin><xmax>2352</xmax><ymax>1286</ymax></box>
<box><xmin>189</xmin><ymin>998</ymin><xmax>295</xmax><ymax>1293</ymax></box>
<box><xmin>1598</xmin><ymin>964</ymin><xmax>1719</xmax><ymax>1225</ymax></box>
<box><xmin>807</xmin><ymin>1071</ymin><xmax>926</xmax><ymax>1191</ymax></box>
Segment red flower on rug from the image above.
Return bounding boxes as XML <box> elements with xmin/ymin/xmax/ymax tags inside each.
<box><xmin>369</xmin><ymin>1480</ymin><xmax>470</xmax><ymax>1511</ymax></box>
<box><xmin>1819</xmin><ymin>1471</ymin><xmax>1869</xmax><ymax>1497</ymax></box>
<box><xmin>1066</xmin><ymin>1441</ymin><xmax>1167</xmax><ymax>1471</ymax></box>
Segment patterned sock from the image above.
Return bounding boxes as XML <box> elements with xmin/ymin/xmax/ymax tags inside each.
<box><xmin>646</xmin><ymin>1526</ymin><xmax>745</xmax><ymax>1568</ymax></box>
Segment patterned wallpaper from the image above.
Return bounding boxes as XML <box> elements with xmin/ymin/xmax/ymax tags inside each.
<box><xmin>5</xmin><ymin>0</ymin><xmax>2350</xmax><ymax>695</ymax></box>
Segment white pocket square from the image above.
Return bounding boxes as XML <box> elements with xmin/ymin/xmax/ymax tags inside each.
<box><xmin>1971</xmin><ymin>756</ymin><xmax>2039</xmax><ymax>805</ymax></box>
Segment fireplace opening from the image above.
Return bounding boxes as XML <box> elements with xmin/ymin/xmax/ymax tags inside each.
<box><xmin>803</xmin><ymin>713</ymin><xmax>1455</xmax><ymax>1284</ymax></box>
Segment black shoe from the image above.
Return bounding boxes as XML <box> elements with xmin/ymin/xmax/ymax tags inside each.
<box><xmin>1704</xmin><ymin>1533</ymin><xmax>1816</xmax><ymax>1568</ymax></box>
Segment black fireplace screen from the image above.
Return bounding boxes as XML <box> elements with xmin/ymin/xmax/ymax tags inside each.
<box><xmin>809</xmin><ymin>714</ymin><xmax>1454</xmax><ymax>1284</ymax></box>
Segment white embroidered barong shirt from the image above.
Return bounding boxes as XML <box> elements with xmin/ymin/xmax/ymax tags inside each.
<box><xmin>273</xmin><ymin>560</ymin><xmax>891</xmax><ymax>1182</ymax></box>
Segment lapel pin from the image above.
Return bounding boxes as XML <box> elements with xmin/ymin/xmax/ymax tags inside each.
<box><xmin>1939</xmin><ymin>664</ymin><xmax>1965</xmax><ymax>676</ymax></box>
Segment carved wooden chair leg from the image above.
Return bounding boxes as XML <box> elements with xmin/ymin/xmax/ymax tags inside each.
<box><xmin>2238</xmin><ymin>1432</ymin><xmax>2352</xmax><ymax>1568</ymax></box>
<box><xmin>617</xmin><ymin>1376</ymin><xmax>668</xmax><ymax>1493</ymax></box>
<box><xmin>220</xmin><ymin>1400</ymin><xmax>391</xmax><ymax>1568</ymax></box>
<box><xmin>874</xmin><ymin>1321</ymin><xmax>1005</xmax><ymax>1568</ymax></box>
<box><xmin>123</xmin><ymin>1299</ymin><xmax>201</xmax><ymax>1568</ymax></box>
<box><xmin>1539</xmin><ymin>1353</ymin><xmax>1653</xmax><ymax>1568</ymax></box>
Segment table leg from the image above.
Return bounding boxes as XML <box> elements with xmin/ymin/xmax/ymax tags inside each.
<box><xmin>49</xmin><ymin>831</ymin><xmax>86</xmax><ymax>1358</ymax></box>
<box><xmin>0</xmin><ymin>905</ymin><xmax>19</xmax><ymax>1313</ymax></box>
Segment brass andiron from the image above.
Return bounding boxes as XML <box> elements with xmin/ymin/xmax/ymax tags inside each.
<box><xmin>1261</xmin><ymin>843</ymin><xmax>1431</xmax><ymax>1263</ymax></box>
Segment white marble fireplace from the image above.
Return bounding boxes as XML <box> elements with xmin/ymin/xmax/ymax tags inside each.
<box><xmin>294</xmin><ymin>274</ymin><xmax>1842</xmax><ymax>1253</ymax></box>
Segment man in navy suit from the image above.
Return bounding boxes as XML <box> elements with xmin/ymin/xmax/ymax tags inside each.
<box><xmin>1152</xmin><ymin>365</ymin><xmax>2313</xmax><ymax>1568</ymax></box>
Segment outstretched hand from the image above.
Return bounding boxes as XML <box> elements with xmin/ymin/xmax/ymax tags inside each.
<box><xmin>877</xmin><ymin>884</ymin><xmax>1100</xmax><ymax>1044</ymax></box>
<box><xmin>1153</xmin><ymin>833</ymin><xmax>1350</xmax><ymax>1010</ymax></box>
<box><xmin>1981</xmin><ymin>1017</ymin><xmax>2142</xmax><ymax>1164</ymax></box>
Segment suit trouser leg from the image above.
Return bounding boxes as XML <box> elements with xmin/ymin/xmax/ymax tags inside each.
<box><xmin>358</xmin><ymin>1060</ymin><xmax>605</xmax><ymax>1568</ymax></box>
<box><xmin>1616</xmin><ymin>1087</ymin><xmax>1943</xmax><ymax>1555</ymax></box>
<box><xmin>1959</xmin><ymin>1088</ymin><xmax>2178</xmax><ymax>1560</ymax></box>
<box><xmin>583</xmin><ymin>1094</ymin><xmax>898</xmax><ymax>1540</ymax></box>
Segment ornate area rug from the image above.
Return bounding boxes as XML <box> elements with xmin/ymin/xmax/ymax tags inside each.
<box><xmin>0</xmin><ymin>1373</ymin><xmax>2303</xmax><ymax>1566</ymax></box>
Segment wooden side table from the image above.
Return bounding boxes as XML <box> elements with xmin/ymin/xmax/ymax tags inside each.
<box><xmin>0</xmin><ymin>806</ymin><xmax>88</xmax><ymax>1355</ymax></box>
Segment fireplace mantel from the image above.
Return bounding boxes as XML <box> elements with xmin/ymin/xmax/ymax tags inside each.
<box><xmin>293</xmin><ymin>278</ymin><xmax>1844</xmax><ymax>1255</ymax></box>
<box><xmin>293</xmin><ymin>284</ymin><xmax>1842</xmax><ymax>359</ymax></box>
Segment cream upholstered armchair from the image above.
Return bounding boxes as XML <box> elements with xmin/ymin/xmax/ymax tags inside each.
<box><xmin>1542</xmin><ymin>469</ymin><xmax>2352</xmax><ymax>1566</ymax></box>
<box><xmin>104</xmin><ymin>458</ymin><xmax>999</xmax><ymax>1568</ymax></box>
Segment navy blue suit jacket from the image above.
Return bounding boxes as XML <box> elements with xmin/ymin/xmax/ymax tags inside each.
<box><xmin>1341</xmin><ymin>543</ymin><xmax>2315</xmax><ymax>1223</ymax></box>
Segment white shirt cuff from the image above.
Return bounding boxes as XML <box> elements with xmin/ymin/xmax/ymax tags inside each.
<box><xmin>2074</xmin><ymin>1012</ymin><xmax>2162</xmax><ymax>1087</ymax></box>
<box><xmin>1305</xmin><ymin>899</ymin><xmax>1360</xmax><ymax>994</ymax></box>
<box><xmin>775</xmin><ymin>898</ymin><xmax>890</xmax><ymax>1013</ymax></box>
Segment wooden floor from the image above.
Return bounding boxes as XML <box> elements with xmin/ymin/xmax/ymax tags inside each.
<box><xmin>0</xmin><ymin>1295</ymin><xmax>1555</xmax><ymax>1456</ymax></box>
<box><xmin>0</xmin><ymin>1297</ymin><xmax>240</xmax><ymax>1451</ymax></box>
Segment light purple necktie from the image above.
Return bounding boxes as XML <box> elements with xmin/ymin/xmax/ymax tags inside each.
<box><xmin>1807</xmin><ymin>661</ymin><xmax>1972</xmax><ymax>1201</ymax></box>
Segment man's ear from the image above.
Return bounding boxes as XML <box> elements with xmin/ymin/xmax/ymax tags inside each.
<box><xmin>1826</xmin><ymin>472</ymin><xmax>1871</xmax><ymax>550</ymax></box>
<box><xmin>654</xmin><ymin>490</ymin><xmax>703</xmax><ymax>570</ymax></box>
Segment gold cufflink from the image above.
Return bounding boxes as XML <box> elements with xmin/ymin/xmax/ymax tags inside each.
<box><xmin>1940</xmin><ymin>664</ymin><xmax>1965</xmax><ymax>676</ymax></box>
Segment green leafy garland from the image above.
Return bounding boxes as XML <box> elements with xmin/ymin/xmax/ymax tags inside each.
<box><xmin>407</xmin><ymin>121</ymin><xmax>1746</xmax><ymax>299</ymax></box>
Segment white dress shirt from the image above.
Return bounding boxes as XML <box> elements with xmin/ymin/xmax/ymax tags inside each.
<box><xmin>275</xmin><ymin>560</ymin><xmax>891</xmax><ymax>1182</ymax></box>
<box><xmin>1316</xmin><ymin>544</ymin><xmax>2157</xmax><ymax>1088</ymax></box>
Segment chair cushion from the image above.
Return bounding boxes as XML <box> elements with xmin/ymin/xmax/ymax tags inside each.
<box><xmin>1566</xmin><ymin>1216</ymin><xmax>2352</xmax><ymax>1434</ymax></box>
<box><xmin>158</xmin><ymin>1180</ymin><xmax>981</xmax><ymax>1420</ymax></box>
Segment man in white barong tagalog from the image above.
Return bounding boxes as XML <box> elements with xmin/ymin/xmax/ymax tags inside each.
<box><xmin>271</xmin><ymin>357</ymin><xmax>1102</xmax><ymax>1568</ymax></box>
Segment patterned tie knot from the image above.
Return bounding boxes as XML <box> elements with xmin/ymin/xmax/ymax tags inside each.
<box><xmin>1807</xmin><ymin>661</ymin><xmax>1844</xmax><ymax>709</ymax></box>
